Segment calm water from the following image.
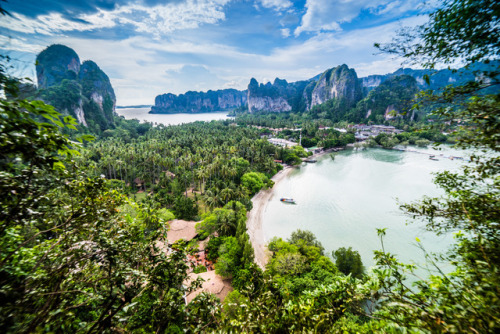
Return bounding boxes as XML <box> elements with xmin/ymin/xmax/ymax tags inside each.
<box><xmin>115</xmin><ymin>107</ymin><xmax>233</xmax><ymax>125</ymax></box>
<box><xmin>263</xmin><ymin>146</ymin><xmax>468</xmax><ymax>268</ymax></box>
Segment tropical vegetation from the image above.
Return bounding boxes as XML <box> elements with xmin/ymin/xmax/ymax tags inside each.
<box><xmin>0</xmin><ymin>0</ymin><xmax>498</xmax><ymax>332</ymax></box>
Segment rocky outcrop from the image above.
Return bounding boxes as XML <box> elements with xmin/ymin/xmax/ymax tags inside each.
<box><xmin>246</xmin><ymin>65</ymin><xmax>363</xmax><ymax>113</ymax></box>
<box><xmin>248</xmin><ymin>78</ymin><xmax>289</xmax><ymax>112</ymax></box>
<box><xmin>356</xmin><ymin>75</ymin><xmax>419</xmax><ymax>121</ymax></box>
<box><xmin>35</xmin><ymin>45</ymin><xmax>116</xmax><ymax>129</ymax></box>
<box><xmin>36</xmin><ymin>44</ymin><xmax>80</xmax><ymax>89</ymax></box>
<box><xmin>360</xmin><ymin>75</ymin><xmax>386</xmax><ymax>92</ymax></box>
<box><xmin>151</xmin><ymin>89</ymin><xmax>246</xmax><ymax>113</ymax></box>
<box><xmin>247</xmin><ymin>77</ymin><xmax>311</xmax><ymax>112</ymax></box>
<box><xmin>74</xmin><ymin>99</ymin><xmax>87</xmax><ymax>126</ymax></box>
<box><xmin>359</xmin><ymin>63</ymin><xmax>496</xmax><ymax>91</ymax></box>
<box><xmin>79</xmin><ymin>60</ymin><xmax>116</xmax><ymax>107</ymax></box>
<box><xmin>78</xmin><ymin>60</ymin><xmax>116</xmax><ymax>126</ymax></box>
<box><xmin>150</xmin><ymin>62</ymin><xmax>494</xmax><ymax>118</ymax></box>
<box><xmin>309</xmin><ymin>64</ymin><xmax>363</xmax><ymax>110</ymax></box>
<box><xmin>248</xmin><ymin>95</ymin><xmax>292</xmax><ymax>112</ymax></box>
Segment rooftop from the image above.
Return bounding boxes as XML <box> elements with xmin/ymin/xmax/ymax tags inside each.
<box><xmin>166</xmin><ymin>219</ymin><xmax>198</xmax><ymax>244</ymax></box>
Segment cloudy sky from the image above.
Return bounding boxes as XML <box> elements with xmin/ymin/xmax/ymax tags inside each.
<box><xmin>0</xmin><ymin>0</ymin><xmax>433</xmax><ymax>105</ymax></box>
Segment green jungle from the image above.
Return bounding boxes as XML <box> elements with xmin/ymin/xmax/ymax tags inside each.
<box><xmin>0</xmin><ymin>0</ymin><xmax>499</xmax><ymax>333</ymax></box>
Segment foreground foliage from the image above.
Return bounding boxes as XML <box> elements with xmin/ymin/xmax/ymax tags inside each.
<box><xmin>0</xmin><ymin>72</ymin><xmax>213</xmax><ymax>332</ymax></box>
<box><xmin>372</xmin><ymin>0</ymin><xmax>500</xmax><ymax>332</ymax></box>
<box><xmin>1</xmin><ymin>0</ymin><xmax>498</xmax><ymax>332</ymax></box>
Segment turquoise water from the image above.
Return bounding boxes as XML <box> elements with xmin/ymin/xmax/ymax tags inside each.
<box><xmin>263</xmin><ymin>147</ymin><xmax>468</xmax><ymax>268</ymax></box>
<box><xmin>115</xmin><ymin>107</ymin><xmax>233</xmax><ymax>125</ymax></box>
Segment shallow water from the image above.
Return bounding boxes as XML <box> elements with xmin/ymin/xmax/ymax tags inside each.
<box><xmin>115</xmin><ymin>107</ymin><xmax>233</xmax><ymax>125</ymax></box>
<box><xmin>263</xmin><ymin>146</ymin><xmax>468</xmax><ymax>268</ymax></box>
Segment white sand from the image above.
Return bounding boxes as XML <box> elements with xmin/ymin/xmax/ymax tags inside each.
<box><xmin>246</xmin><ymin>149</ymin><xmax>336</xmax><ymax>269</ymax></box>
<box><xmin>246</xmin><ymin>166</ymin><xmax>295</xmax><ymax>270</ymax></box>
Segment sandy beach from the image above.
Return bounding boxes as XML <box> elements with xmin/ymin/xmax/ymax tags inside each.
<box><xmin>246</xmin><ymin>149</ymin><xmax>336</xmax><ymax>269</ymax></box>
<box><xmin>246</xmin><ymin>166</ymin><xmax>294</xmax><ymax>269</ymax></box>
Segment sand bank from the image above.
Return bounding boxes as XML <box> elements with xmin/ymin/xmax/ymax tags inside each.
<box><xmin>246</xmin><ymin>149</ymin><xmax>338</xmax><ymax>269</ymax></box>
<box><xmin>246</xmin><ymin>166</ymin><xmax>295</xmax><ymax>269</ymax></box>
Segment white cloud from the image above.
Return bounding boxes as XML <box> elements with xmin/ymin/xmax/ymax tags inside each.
<box><xmin>0</xmin><ymin>0</ymin><xmax>231</xmax><ymax>37</ymax></box>
<box><xmin>371</xmin><ymin>0</ymin><xmax>425</xmax><ymax>16</ymax></box>
<box><xmin>264</xmin><ymin>15</ymin><xmax>427</xmax><ymax>79</ymax></box>
<box><xmin>0</xmin><ymin>12</ymin><xmax>115</xmax><ymax>35</ymax></box>
<box><xmin>0</xmin><ymin>35</ymin><xmax>44</xmax><ymax>53</ymax></box>
<box><xmin>52</xmin><ymin>15</ymin><xmax>424</xmax><ymax>105</ymax></box>
<box><xmin>257</xmin><ymin>0</ymin><xmax>293</xmax><ymax>11</ymax></box>
<box><xmin>294</xmin><ymin>0</ymin><xmax>424</xmax><ymax>36</ymax></box>
<box><xmin>354</xmin><ymin>58</ymin><xmax>407</xmax><ymax>77</ymax></box>
<box><xmin>7</xmin><ymin>7</ymin><xmax>427</xmax><ymax>105</ymax></box>
<box><xmin>280</xmin><ymin>28</ymin><xmax>290</xmax><ymax>38</ymax></box>
<box><xmin>116</xmin><ymin>1</ymin><xmax>231</xmax><ymax>38</ymax></box>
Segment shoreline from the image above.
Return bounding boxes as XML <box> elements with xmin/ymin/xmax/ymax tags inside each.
<box><xmin>246</xmin><ymin>148</ymin><xmax>337</xmax><ymax>269</ymax></box>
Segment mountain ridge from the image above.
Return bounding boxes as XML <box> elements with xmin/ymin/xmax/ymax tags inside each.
<box><xmin>151</xmin><ymin>63</ymin><xmax>486</xmax><ymax>117</ymax></box>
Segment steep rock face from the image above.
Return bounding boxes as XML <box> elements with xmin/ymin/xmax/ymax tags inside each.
<box><xmin>356</xmin><ymin>75</ymin><xmax>419</xmax><ymax>121</ymax></box>
<box><xmin>78</xmin><ymin>60</ymin><xmax>116</xmax><ymax>125</ymax></box>
<box><xmin>36</xmin><ymin>44</ymin><xmax>80</xmax><ymax>89</ymax></box>
<box><xmin>359</xmin><ymin>62</ymin><xmax>499</xmax><ymax>91</ymax></box>
<box><xmin>309</xmin><ymin>64</ymin><xmax>363</xmax><ymax>110</ymax></box>
<box><xmin>247</xmin><ymin>77</ymin><xmax>310</xmax><ymax>112</ymax></box>
<box><xmin>248</xmin><ymin>78</ymin><xmax>291</xmax><ymax>112</ymax></box>
<box><xmin>79</xmin><ymin>61</ymin><xmax>116</xmax><ymax>107</ymax></box>
<box><xmin>151</xmin><ymin>89</ymin><xmax>246</xmax><ymax>113</ymax></box>
<box><xmin>360</xmin><ymin>75</ymin><xmax>386</xmax><ymax>92</ymax></box>
<box><xmin>74</xmin><ymin>99</ymin><xmax>87</xmax><ymax>126</ymax></box>
<box><xmin>248</xmin><ymin>95</ymin><xmax>292</xmax><ymax>112</ymax></box>
<box><xmin>35</xmin><ymin>45</ymin><xmax>116</xmax><ymax>130</ymax></box>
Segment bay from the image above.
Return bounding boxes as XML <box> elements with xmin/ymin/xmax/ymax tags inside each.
<box><xmin>263</xmin><ymin>146</ymin><xmax>468</xmax><ymax>269</ymax></box>
<box><xmin>115</xmin><ymin>107</ymin><xmax>233</xmax><ymax>125</ymax></box>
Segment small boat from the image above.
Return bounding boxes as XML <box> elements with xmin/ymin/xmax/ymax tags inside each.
<box><xmin>429</xmin><ymin>155</ymin><xmax>439</xmax><ymax>161</ymax></box>
<box><xmin>304</xmin><ymin>159</ymin><xmax>317</xmax><ymax>163</ymax></box>
<box><xmin>280</xmin><ymin>198</ymin><xmax>296</xmax><ymax>204</ymax></box>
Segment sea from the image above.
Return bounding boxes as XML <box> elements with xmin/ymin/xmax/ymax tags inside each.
<box><xmin>115</xmin><ymin>107</ymin><xmax>233</xmax><ymax>125</ymax></box>
<box><xmin>262</xmin><ymin>146</ymin><xmax>469</xmax><ymax>269</ymax></box>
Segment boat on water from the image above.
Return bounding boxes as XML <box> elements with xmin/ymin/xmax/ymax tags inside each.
<box><xmin>429</xmin><ymin>155</ymin><xmax>439</xmax><ymax>161</ymax></box>
<box><xmin>304</xmin><ymin>159</ymin><xmax>317</xmax><ymax>163</ymax></box>
<box><xmin>280</xmin><ymin>198</ymin><xmax>296</xmax><ymax>204</ymax></box>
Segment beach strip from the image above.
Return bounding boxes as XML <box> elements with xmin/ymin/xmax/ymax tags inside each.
<box><xmin>246</xmin><ymin>148</ymin><xmax>336</xmax><ymax>269</ymax></box>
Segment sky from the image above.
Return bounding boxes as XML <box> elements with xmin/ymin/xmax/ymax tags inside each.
<box><xmin>0</xmin><ymin>0</ymin><xmax>435</xmax><ymax>105</ymax></box>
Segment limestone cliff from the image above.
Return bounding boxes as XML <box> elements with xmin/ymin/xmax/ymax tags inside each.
<box><xmin>309</xmin><ymin>64</ymin><xmax>363</xmax><ymax>110</ymax></box>
<box><xmin>36</xmin><ymin>44</ymin><xmax>80</xmax><ymax>89</ymax></box>
<box><xmin>151</xmin><ymin>89</ymin><xmax>246</xmax><ymax>114</ymax></box>
<box><xmin>359</xmin><ymin>65</ymin><xmax>487</xmax><ymax>91</ymax></box>
<box><xmin>35</xmin><ymin>45</ymin><xmax>116</xmax><ymax>131</ymax></box>
<box><xmin>355</xmin><ymin>75</ymin><xmax>419</xmax><ymax>121</ymax></box>
<box><xmin>78</xmin><ymin>60</ymin><xmax>116</xmax><ymax>126</ymax></box>
<box><xmin>247</xmin><ymin>77</ymin><xmax>310</xmax><ymax>112</ymax></box>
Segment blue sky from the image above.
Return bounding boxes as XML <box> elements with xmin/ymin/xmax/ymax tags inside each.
<box><xmin>0</xmin><ymin>0</ymin><xmax>433</xmax><ymax>105</ymax></box>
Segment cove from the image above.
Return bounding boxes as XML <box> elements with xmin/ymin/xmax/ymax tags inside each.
<box><xmin>262</xmin><ymin>146</ymin><xmax>467</xmax><ymax>268</ymax></box>
<box><xmin>115</xmin><ymin>107</ymin><xmax>233</xmax><ymax>125</ymax></box>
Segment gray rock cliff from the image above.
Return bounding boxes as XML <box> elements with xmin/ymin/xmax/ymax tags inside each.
<box><xmin>35</xmin><ymin>45</ymin><xmax>116</xmax><ymax>130</ymax></box>
<box><xmin>36</xmin><ymin>44</ymin><xmax>80</xmax><ymax>89</ymax></box>
<box><xmin>247</xmin><ymin>77</ymin><xmax>312</xmax><ymax>112</ymax></box>
<box><xmin>151</xmin><ymin>89</ymin><xmax>246</xmax><ymax>113</ymax></box>
<box><xmin>309</xmin><ymin>64</ymin><xmax>363</xmax><ymax>110</ymax></box>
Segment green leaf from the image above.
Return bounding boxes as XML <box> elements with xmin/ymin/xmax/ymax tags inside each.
<box><xmin>53</xmin><ymin>161</ymin><xmax>66</xmax><ymax>171</ymax></box>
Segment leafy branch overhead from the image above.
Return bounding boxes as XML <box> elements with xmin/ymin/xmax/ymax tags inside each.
<box><xmin>372</xmin><ymin>0</ymin><xmax>500</xmax><ymax>332</ymax></box>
